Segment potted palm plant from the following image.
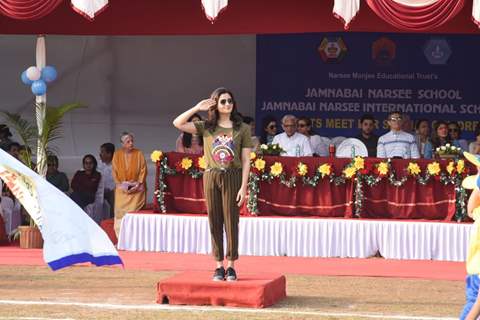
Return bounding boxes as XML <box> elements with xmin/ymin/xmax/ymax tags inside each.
<box><xmin>3</xmin><ymin>102</ymin><xmax>83</xmax><ymax>248</ymax></box>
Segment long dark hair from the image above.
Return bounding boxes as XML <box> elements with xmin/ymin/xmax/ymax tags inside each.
<box><xmin>82</xmin><ymin>154</ymin><xmax>98</xmax><ymax>172</ymax></box>
<box><xmin>182</xmin><ymin>113</ymin><xmax>203</xmax><ymax>148</ymax></box>
<box><xmin>259</xmin><ymin>115</ymin><xmax>277</xmax><ymax>144</ymax></box>
<box><xmin>431</xmin><ymin>120</ymin><xmax>451</xmax><ymax>149</ymax></box>
<box><xmin>204</xmin><ymin>87</ymin><xmax>243</xmax><ymax>133</ymax></box>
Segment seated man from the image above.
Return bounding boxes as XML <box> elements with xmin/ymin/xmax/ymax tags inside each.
<box><xmin>377</xmin><ymin>112</ymin><xmax>420</xmax><ymax>159</ymax></box>
<box><xmin>46</xmin><ymin>155</ymin><xmax>69</xmax><ymax>193</ymax></box>
<box><xmin>356</xmin><ymin>114</ymin><xmax>379</xmax><ymax>158</ymax></box>
<box><xmin>272</xmin><ymin>114</ymin><xmax>312</xmax><ymax>157</ymax></box>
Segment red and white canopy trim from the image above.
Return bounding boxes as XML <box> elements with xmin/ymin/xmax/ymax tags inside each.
<box><xmin>71</xmin><ymin>0</ymin><xmax>108</xmax><ymax>20</ymax></box>
<box><xmin>334</xmin><ymin>0</ymin><xmax>470</xmax><ymax>31</ymax></box>
<box><xmin>333</xmin><ymin>0</ymin><xmax>360</xmax><ymax>30</ymax></box>
<box><xmin>474</xmin><ymin>0</ymin><xmax>480</xmax><ymax>27</ymax></box>
<box><xmin>201</xmin><ymin>0</ymin><xmax>228</xmax><ymax>22</ymax></box>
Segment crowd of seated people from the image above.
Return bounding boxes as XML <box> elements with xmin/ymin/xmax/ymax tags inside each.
<box><xmin>253</xmin><ymin>111</ymin><xmax>478</xmax><ymax>159</ymax></box>
<box><xmin>0</xmin><ymin>123</ymin><xmax>120</xmax><ymax>236</ymax></box>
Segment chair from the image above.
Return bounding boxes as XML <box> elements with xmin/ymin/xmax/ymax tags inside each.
<box><xmin>85</xmin><ymin>175</ymin><xmax>110</xmax><ymax>224</ymax></box>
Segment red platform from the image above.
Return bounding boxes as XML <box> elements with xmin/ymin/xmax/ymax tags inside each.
<box><xmin>157</xmin><ymin>272</ymin><xmax>286</xmax><ymax>308</ymax></box>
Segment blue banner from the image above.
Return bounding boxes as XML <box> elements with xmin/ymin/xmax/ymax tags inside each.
<box><xmin>256</xmin><ymin>32</ymin><xmax>480</xmax><ymax>139</ymax></box>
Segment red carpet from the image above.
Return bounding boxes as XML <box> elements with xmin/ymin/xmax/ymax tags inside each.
<box><xmin>0</xmin><ymin>246</ymin><xmax>466</xmax><ymax>281</ymax></box>
<box><xmin>157</xmin><ymin>272</ymin><xmax>286</xmax><ymax>308</ymax></box>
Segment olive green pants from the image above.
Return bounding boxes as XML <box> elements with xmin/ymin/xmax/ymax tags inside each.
<box><xmin>203</xmin><ymin>168</ymin><xmax>241</xmax><ymax>261</ymax></box>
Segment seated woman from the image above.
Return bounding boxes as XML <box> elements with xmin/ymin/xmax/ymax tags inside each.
<box><xmin>175</xmin><ymin>113</ymin><xmax>203</xmax><ymax>154</ymax></box>
<box><xmin>424</xmin><ymin>120</ymin><xmax>462</xmax><ymax>159</ymax></box>
<box><xmin>259</xmin><ymin>115</ymin><xmax>278</xmax><ymax>145</ymax></box>
<box><xmin>46</xmin><ymin>155</ymin><xmax>69</xmax><ymax>193</ymax></box>
<box><xmin>70</xmin><ymin>154</ymin><xmax>101</xmax><ymax>209</ymax></box>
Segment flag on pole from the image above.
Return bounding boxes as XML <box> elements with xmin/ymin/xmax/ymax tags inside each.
<box><xmin>0</xmin><ymin>149</ymin><xmax>122</xmax><ymax>270</ymax></box>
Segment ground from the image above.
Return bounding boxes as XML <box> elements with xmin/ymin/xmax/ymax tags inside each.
<box><xmin>0</xmin><ymin>265</ymin><xmax>465</xmax><ymax>320</ymax></box>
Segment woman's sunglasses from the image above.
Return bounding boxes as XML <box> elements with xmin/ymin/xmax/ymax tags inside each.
<box><xmin>268</xmin><ymin>125</ymin><xmax>276</xmax><ymax>129</ymax></box>
<box><xmin>219</xmin><ymin>98</ymin><xmax>233</xmax><ymax>105</ymax></box>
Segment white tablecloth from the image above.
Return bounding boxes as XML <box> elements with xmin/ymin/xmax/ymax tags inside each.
<box><xmin>118</xmin><ymin>213</ymin><xmax>473</xmax><ymax>262</ymax></box>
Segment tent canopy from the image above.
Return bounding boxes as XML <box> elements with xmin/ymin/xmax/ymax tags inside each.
<box><xmin>0</xmin><ymin>0</ymin><xmax>477</xmax><ymax>35</ymax></box>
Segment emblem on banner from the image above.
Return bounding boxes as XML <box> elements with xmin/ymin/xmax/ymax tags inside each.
<box><xmin>0</xmin><ymin>165</ymin><xmax>42</xmax><ymax>228</ymax></box>
<box><xmin>424</xmin><ymin>39</ymin><xmax>451</xmax><ymax>65</ymax></box>
<box><xmin>317</xmin><ymin>37</ymin><xmax>347</xmax><ymax>63</ymax></box>
<box><xmin>372</xmin><ymin>37</ymin><xmax>396</xmax><ymax>66</ymax></box>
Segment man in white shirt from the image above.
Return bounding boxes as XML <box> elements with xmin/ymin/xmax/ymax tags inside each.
<box><xmin>97</xmin><ymin>142</ymin><xmax>115</xmax><ymax>217</ymax></box>
<box><xmin>377</xmin><ymin>112</ymin><xmax>420</xmax><ymax>159</ymax></box>
<box><xmin>272</xmin><ymin>114</ymin><xmax>313</xmax><ymax>157</ymax></box>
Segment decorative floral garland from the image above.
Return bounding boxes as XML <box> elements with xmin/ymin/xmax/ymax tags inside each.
<box><xmin>151</xmin><ymin>150</ymin><xmax>469</xmax><ymax>221</ymax></box>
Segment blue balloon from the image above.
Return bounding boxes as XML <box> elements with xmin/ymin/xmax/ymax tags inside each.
<box><xmin>476</xmin><ymin>175</ymin><xmax>480</xmax><ymax>189</ymax></box>
<box><xmin>31</xmin><ymin>80</ymin><xmax>47</xmax><ymax>96</ymax></box>
<box><xmin>41</xmin><ymin>66</ymin><xmax>57</xmax><ymax>83</ymax></box>
<box><xmin>21</xmin><ymin>70</ymin><xmax>33</xmax><ymax>85</ymax></box>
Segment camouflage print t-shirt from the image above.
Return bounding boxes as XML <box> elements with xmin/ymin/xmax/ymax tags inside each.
<box><xmin>194</xmin><ymin>121</ymin><xmax>253</xmax><ymax>169</ymax></box>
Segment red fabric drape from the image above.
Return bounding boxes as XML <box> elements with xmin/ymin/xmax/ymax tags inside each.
<box><xmin>0</xmin><ymin>0</ymin><xmax>63</xmax><ymax>20</ymax></box>
<box><xmin>366</xmin><ymin>0</ymin><xmax>465</xmax><ymax>31</ymax></box>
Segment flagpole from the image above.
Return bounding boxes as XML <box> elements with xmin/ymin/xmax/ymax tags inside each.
<box><xmin>35</xmin><ymin>35</ymin><xmax>47</xmax><ymax>177</ymax></box>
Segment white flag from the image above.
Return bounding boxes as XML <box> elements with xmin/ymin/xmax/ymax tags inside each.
<box><xmin>202</xmin><ymin>0</ymin><xmax>228</xmax><ymax>22</ymax></box>
<box><xmin>0</xmin><ymin>149</ymin><xmax>122</xmax><ymax>270</ymax></box>
<box><xmin>71</xmin><ymin>0</ymin><xmax>108</xmax><ymax>20</ymax></box>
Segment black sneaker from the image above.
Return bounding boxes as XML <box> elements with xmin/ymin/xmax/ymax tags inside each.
<box><xmin>225</xmin><ymin>267</ymin><xmax>237</xmax><ymax>281</ymax></box>
<box><xmin>213</xmin><ymin>267</ymin><xmax>225</xmax><ymax>281</ymax></box>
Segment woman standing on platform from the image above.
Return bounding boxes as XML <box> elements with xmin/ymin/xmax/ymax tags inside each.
<box><xmin>112</xmin><ymin>132</ymin><xmax>147</xmax><ymax>237</ymax></box>
<box><xmin>173</xmin><ymin>87</ymin><xmax>252</xmax><ymax>282</ymax></box>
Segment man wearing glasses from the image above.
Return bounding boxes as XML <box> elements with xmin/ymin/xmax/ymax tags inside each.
<box><xmin>272</xmin><ymin>114</ymin><xmax>313</xmax><ymax>157</ymax></box>
<box><xmin>377</xmin><ymin>112</ymin><xmax>420</xmax><ymax>159</ymax></box>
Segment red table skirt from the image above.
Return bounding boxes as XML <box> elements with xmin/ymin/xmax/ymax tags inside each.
<box><xmin>161</xmin><ymin>152</ymin><xmax>468</xmax><ymax>221</ymax></box>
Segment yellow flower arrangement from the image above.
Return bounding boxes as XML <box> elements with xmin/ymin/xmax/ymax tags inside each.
<box><xmin>456</xmin><ymin>159</ymin><xmax>465</xmax><ymax>174</ymax></box>
<box><xmin>427</xmin><ymin>161</ymin><xmax>441</xmax><ymax>176</ymax></box>
<box><xmin>407</xmin><ymin>162</ymin><xmax>421</xmax><ymax>176</ymax></box>
<box><xmin>446</xmin><ymin>161</ymin><xmax>455</xmax><ymax>175</ymax></box>
<box><xmin>353</xmin><ymin>157</ymin><xmax>365</xmax><ymax>170</ymax></box>
<box><xmin>297</xmin><ymin>162</ymin><xmax>308</xmax><ymax>176</ymax></box>
<box><xmin>318</xmin><ymin>163</ymin><xmax>332</xmax><ymax>177</ymax></box>
<box><xmin>250</xmin><ymin>152</ymin><xmax>257</xmax><ymax>161</ymax></box>
<box><xmin>270</xmin><ymin>162</ymin><xmax>283</xmax><ymax>177</ymax></box>
<box><xmin>180</xmin><ymin>157</ymin><xmax>193</xmax><ymax>170</ymax></box>
<box><xmin>197</xmin><ymin>156</ymin><xmax>207</xmax><ymax>170</ymax></box>
<box><xmin>343</xmin><ymin>166</ymin><xmax>357</xmax><ymax>179</ymax></box>
<box><xmin>254</xmin><ymin>158</ymin><xmax>266</xmax><ymax>172</ymax></box>
<box><xmin>150</xmin><ymin>150</ymin><xmax>163</xmax><ymax>163</ymax></box>
<box><xmin>377</xmin><ymin>162</ymin><xmax>389</xmax><ymax>176</ymax></box>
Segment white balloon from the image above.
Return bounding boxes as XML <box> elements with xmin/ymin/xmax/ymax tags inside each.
<box><xmin>26</xmin><ymin>66</ymin><xmax>41</xmax><ymax>81</ymax></box>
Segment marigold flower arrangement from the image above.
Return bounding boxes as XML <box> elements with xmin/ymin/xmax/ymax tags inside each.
<box><xmin>296</xmin><ymin>162</ymin><xmax>308</xmax><ymax>177</ymax></box>
<box><xmin>318</xmin><ymin>163</ymin><xmax>332</xmax><ymax>178</ymax></box>
<box><xmin>407</xmin><ymin>162</ymin><xmax>421</xmax><ymax>176</ymax></box>
<box><xmin>254</xmin><ymin>158</ymin><xmax>266</xmax><ymax>172</ymax></box>
<box><xmin>376</xmin><ymin>161</ymin><xmax>389</xmax><ymax>177</ymax></box>
<box><xmin>427</xmin><ymin>161</ymin><xmax>441</xmax><ymax>176</ymax></box>
<box><xmin>150</xmin><ymin>150</ymin><xmax>163</xmax><ymax>163</ymax></box>
<box><xmin>197</xmin><ymin>156</ymin><xmax>207</xmax><ymax>170</ymax></box>
<box><xmin>270</xmin><ymin>162</ymin><xmax>283</xmax><ymax>177</ymax></box>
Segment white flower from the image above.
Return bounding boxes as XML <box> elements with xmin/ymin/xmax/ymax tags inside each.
<box><xmin>445</xmin><ymin>143</ymin><xmax>451</xmax><ymax>148</ymax></box>
<box><xmin>436</xmin><ymin>147</ymin><xmax>440</xmax><ymax>152</ymax></box>
<box><xmin>441</xmin><ymin>146</ymin><xmax>446</xmax><ymax>151</ymax></box>
<box><xmin>260</xmin><ymin>144</ymin><xmax>267</xmax><ymax>150</ymax></box>
<box><xmin>272</xmin><ymin>145</ymin><xmax>277</xmax><ymax>149</ymax></box>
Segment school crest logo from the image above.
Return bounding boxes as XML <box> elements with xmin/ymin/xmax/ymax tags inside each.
<box><xmin>424</xmin><ymin>39</ymin><xmax>451</xmax><ymax>65</ymax></box>
<box><xmin>372</xmin><ymin>37</ymin><xmax>396</xmax><ymax>66</ymax></box>
<box><xmin>318</xmin><ymin>37</ymin><xmax>347</xmax><ymax>63</ymax></box>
